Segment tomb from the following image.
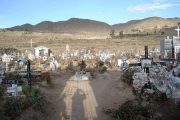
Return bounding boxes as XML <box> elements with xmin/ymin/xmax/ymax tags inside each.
<box><xmin>160</xmin><ymin>26</ymin><xmax>180</xmax><ymax>59</ymax></box>
<box><xmin>74</xmin><ymin>71</ymin><xmax>90</xmax><ymax>81</ymax></box>
<box><xmin>6</xmin><ymin>84</ymin><xmax>22</xmax><ymax>96</ymax></box>
<box><xmin>132</xmin><ymin>63</ymin><xmax>180</xmax><ymax>101</ymax></box>
<box><xmin>34</xmin><ymin>46</ymin><xmax>51</xmax><ymax>57</ymax></box>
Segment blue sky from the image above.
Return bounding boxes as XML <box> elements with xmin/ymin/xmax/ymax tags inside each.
<box><xmin>0</xmin><ymin>0</ymin><xmax>180</xmax><ymax>28</ymax></box>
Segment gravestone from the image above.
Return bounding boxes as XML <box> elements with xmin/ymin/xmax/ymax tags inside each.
<box><xmin>160</xmin><ymin>36</ymin><xmax>172</xmax><ymax>59</ymax></box>
<box><xmin>141</xmin><ymin>46</ymin><xmax>151</xmax><ymax>73</ymax></box>
<box><xmin>145</xmin><ymin>46</ymin><xmax>148</xmax><ymax>58</ymax></box>
<box><xmin>27</xmin><ymin>60</ymin><xmax>32</xmax><ymax>88</ymax></box>
<box><xmin>74</xmin><ymin>71</ymin><xmax>90</xmax><ymax>81</ymax></box>
<box><xmin>28</xmin><ymin>53</ymin><xmax>35</xmax><ymax>61</ymax></box>
<box><xmin>66</xmin><ymin>44</ymin><xmax>70</xmax><ymax>52</ymax></box>
<box><xmin>7</xmin><ymin>84</ymin><xmax>22</xmax><ymax>96</ymax></box>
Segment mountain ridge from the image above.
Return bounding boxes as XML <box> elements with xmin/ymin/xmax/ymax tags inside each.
<box><xmin>7</xmin><ymin>17</ymin><xmax>180</xmax><ymax>33</ymax></box>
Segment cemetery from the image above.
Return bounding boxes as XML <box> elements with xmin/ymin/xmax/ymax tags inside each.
<box><xmin>0</xmin><ymin>26</ymin><xmax>180</xmax><ymax>119</ymax></box>
<box><xmin>1</xmin><ymin>0</ymin><xmax>180</xmax><ymax>118</ymax></box>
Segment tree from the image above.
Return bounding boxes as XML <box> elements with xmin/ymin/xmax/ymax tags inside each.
<box><xmin>154</xmin><ymin>26</ymin><xmax>158</xmax><ymax>35</ymax></box>
<box><xmin>147</xmin><ymin>32</ymin><xmax>149</xmax><ymax>36</ymax></box>
<box><xmin>110</xmin><ymin>30</ymin><xmax>115</xmax><ymax>38</ymax></box>
<box><xmin>178</xmin><ymin>22</ymin><xmax>180</xmax><ymax>26</ymax></box>
<box><xmin>161</xmin><ymin>31</ymin><xmax>165</xmax><ymax>35</ymax></box>
<box><xmin>119</xmin><ymin>31</ymin><xmax>124</xmax><ymax>38</ymax></box>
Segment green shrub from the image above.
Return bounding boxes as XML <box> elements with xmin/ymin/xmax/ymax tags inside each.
<box><xmin>23</xmin><ymin>87</ymin><xmax>47</xmax><ymax>111</ymax></box>
<box><xmin>3</xmin><ymin>97</ymin><xmax>27</xmax><ymax>118</ymax></box>
<box><xmin>104</xmin><ymin>100</ymin><xmax>157</xmax><ymax>120</ymax></box>
<box><xmin>112</xmin><ymin>101</ymin><xmax>139</xmax><ymax>120</ymax></box>
<box><xmin>0</xmin><ymin>87</ymin><xmax>47</xmax><ymax>120</ymax></box>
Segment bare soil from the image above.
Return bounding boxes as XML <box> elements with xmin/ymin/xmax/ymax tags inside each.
<box><xmin>18</xmin><ymin>70</ymin><xmax>135</xmax><ymax>120</ymax></box>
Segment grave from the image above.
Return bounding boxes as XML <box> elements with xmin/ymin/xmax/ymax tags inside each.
<box><xmin>6</xmin><ymin>84</ymin><xmax>22</xmax><ymax>96</ymax></box>
<box><xmin>2</xmin><ymin>53</ymin><xmax>11</xmax><ymax>63</ymax></box>
<box><xmin>49</xmin><ymin>57</ymin><xmax>60</xmax><ymax>71</ymax></box>
<box><xmin>74</xmin><ymin>71</ymin><xmax>90</xmax><ymax>81</ymax></box>
<box><xmin>28</xmin><ymin>53</ymin><xmax>35</xmax><ymax>61</ymax></box>
<box><xmin>160</xmin><ymin>26</ymin><xmax>180</xmax><ymax>59</ymax></box>
<box><xmin>132</xmin><ymin>63</ymin><xmax>180</xmax><ymax>101</ymax></box>
<box><xmin>34</xmin><ymin>46</ymin><xmax>50</xmax><ymax>57</ymax></box>
<box><xmin>118</xmin><ymin>52</ymin><xmax>129</xmax><ymax>70</ymax></box>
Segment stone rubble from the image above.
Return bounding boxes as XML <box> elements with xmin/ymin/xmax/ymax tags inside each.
<box><xmin>133</xmin><ymin>72</ymin><xmax>149</xmax><ymax>94</ymax></box>
<box><xmin>132</xmin><ymin>64</ymin><xmax>180</xmax><ymax>101</ymax></box>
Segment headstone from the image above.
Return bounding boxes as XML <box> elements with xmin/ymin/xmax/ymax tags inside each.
<box><xmin>120</xmin><ymin>52</ymin><xmax>127</xmax><ymax>61</ymax></box>
<box><xmin>144</xmin><ymin>46</ymin><xmax>148</xmax><ymax>58</ymax></box>
<box><xmin>175</xmin><ymin>26</ymin><xmax>180</xmax><ymax>38</ymax></box>
<box><xmin>74</xmin><ymin>71</ymin><xmax>81</xmax><ymax>80</ymax></box>
<box><xmin>7</xmin><ymin>84</ymin><xmax>22</xmax><ymax>96</ymax></box>
<box><xmin>66</xmin><ymin>44</ymin><xmax>70</xmax><ymax>52</ymax></box>
<box><xmin>160</xmin><ymin>36</ymin><xmax>172</xmax><ymax>59</ymax></box>
<box><xmin>28</xmin><ymin>53</ymin><xmax>35</xmax><ymax>61</ymax></box>
<box><xmin>118</xmin><ymin>59</ymin><xmax>129</xmax><ymax>70</ymax></box>
<box><xmin>10</xmin><ymin>67</ymin><xmax>15</xmax><ymax>72</ymax></box>
<box><xmin>81</xmin><ymin>72</ymin><xmax>90</xmax><ymax>80</ymax></box>
<box><xmin>5</xmin><ymin>62</ymin><xmax>9</xmax><ymax>72</ymax></box>
<box><xmin>50</xmin><ymin>62</ymin><xmax>56</xmax><ymax>71</ymax></box>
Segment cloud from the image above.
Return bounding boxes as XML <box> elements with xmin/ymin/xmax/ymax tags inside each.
<box><xmin>128</xmin><ymin>2</ymin><xmax>180</xmax><ymax>13</ymax></box>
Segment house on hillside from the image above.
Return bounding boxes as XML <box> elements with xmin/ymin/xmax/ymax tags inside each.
<box><xmin>34</xmin><ymin>46</ymin><xmax>51</xmax><ymax>57</ymax></box>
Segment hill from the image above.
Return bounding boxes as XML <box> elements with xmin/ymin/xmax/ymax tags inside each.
<box><xmin>9</xmin><ymin>18</ymin><xmax>111</xmax><ymax>33</ymax></box>
<box><xmin>112</xmin><ymin>17</ymin><xmax>180</xmax><ymax>33</ymax></box>
<box><xmin>7</xmin><ymin>17</ymin><xmax>180</xmax><ymax>34</ymax></box>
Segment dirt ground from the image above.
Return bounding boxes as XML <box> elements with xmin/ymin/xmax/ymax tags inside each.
<box><xmin>19</xmin><ymin>70</ymin><xmax>134</xmax><ymax>120</ymax></box>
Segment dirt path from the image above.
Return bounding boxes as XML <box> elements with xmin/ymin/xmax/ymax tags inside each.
<box><xmin>39</xmin><ymin>70</ymin><xmax>135</xmax><ymax>120</ymax></box>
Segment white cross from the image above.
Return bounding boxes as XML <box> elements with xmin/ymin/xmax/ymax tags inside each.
<box><xmin>29</xmin><ymin>39</ymin><xmax>34</xmax><ymax>49</ymax></box>
<box><xmin>66</xmin><ymin>44</ymin><xmax>70</xmax><ymax>52</ymax></box>
<box><xmin>175</xmin><ymin>26</ymin><xmax>180</xmax><ymax>38</ymax></box>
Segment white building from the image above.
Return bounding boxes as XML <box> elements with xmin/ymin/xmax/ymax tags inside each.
<box><xmin>34</xmin><ymin>46</ymin><xmax>50</xmax><ymax>57</ymax></box>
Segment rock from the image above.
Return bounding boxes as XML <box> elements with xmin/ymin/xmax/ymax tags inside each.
<box><xmin>133</xmin><ymin>72</ymin><xmax>148</xmax><ymax>93</ymax></box>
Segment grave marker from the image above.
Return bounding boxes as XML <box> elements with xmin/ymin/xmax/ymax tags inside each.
<box><xmin>141</xmin><ymin>46</ymin><xmax>153</xmax><ymax>73</ymax></box>
<box><xmin>27</xmin><ymin>60</ymin><xmax>32</xmax><ymax>89</ymax></box>
<box><xmin>175</xmin><ymin>26</ymin><xmax>180</xmax><ymax>38</ymax></box>
<box><xmin>7</xmin><ymin>84</ymin><xmax>22</xmax><ymax>96</ymax></box>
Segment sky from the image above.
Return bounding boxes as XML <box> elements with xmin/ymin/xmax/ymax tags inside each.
<box><xmin>0</xmin><ymin>0</ymin><xmax>180</xmax><ymax>28</ymax></box>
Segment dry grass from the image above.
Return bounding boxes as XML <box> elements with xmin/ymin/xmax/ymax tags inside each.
<box><xmin>0</xmin><ymin>31</ymin><xmax>161</xmax><ymax>55</ymax></box>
